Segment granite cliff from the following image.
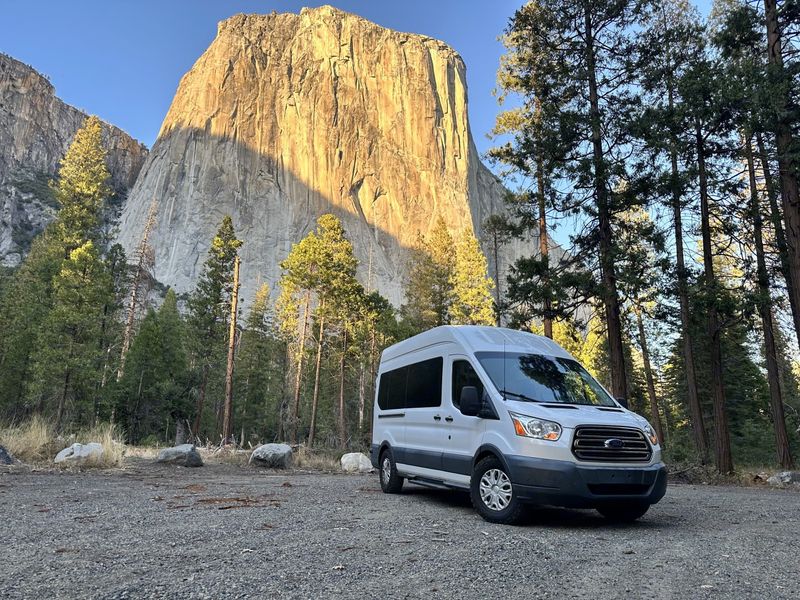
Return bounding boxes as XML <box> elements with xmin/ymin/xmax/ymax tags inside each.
<box><xmin>118</xmin><ymin>6</ymin><xmax>533</xmax><ymax>305</ymax></box>
<box><xmin>0</xmin><ymin>54</ymin><xmax>148</xmax><ymax>267</ymax></box>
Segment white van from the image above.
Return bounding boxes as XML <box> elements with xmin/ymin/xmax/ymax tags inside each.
<box><xmin>370</xmin><ymin>326</ymin><xmax>667</xmax><ymax>524</ymax></box>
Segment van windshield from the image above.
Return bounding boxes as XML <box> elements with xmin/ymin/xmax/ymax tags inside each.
<box><xmin>475</xmin><ymin>352</ymin><xmax>617</xmax><ymax>407</ymax></box>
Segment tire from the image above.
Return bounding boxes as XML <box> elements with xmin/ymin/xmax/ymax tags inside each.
<box><xmin>379</xmin><ymin>448</ymin><xmax>403</xmax><ymax>494</ymax></box>
<box><xmin>597</xmin><ymin>502</ymin><xmax>650</xmax><ymax>523</ymax></box>
<box><xmin>470</xmin><ymin>455</ymin><xmax>525</xmax><ymax>525</ymax></box>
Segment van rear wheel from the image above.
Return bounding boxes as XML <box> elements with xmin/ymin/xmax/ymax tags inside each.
<box><xmin>470</xmin><ymin>456</ymin><xmax>525</xmax><ymax>525</ymax></box>
<box><xmin>379</xmin><ymin>448</ymin><xmax>403</xmax><ymax>494</ymax></box>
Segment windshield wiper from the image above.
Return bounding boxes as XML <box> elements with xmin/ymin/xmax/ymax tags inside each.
<box><xmin>499</xmin><ymin>389</ymin><xmax>540</xmax><ymax>403</ymax></box>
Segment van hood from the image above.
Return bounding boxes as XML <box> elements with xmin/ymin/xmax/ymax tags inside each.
<box><xmin>501</xmin><ymin>400</ymin><xmax>649</xmax><ymax>430</ymax></box>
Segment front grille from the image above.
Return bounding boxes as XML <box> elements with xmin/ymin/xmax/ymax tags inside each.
<box><xmin>572</xmin><ymin>426</ymin><xmax>652</xmax><ymax>463</ymax></box>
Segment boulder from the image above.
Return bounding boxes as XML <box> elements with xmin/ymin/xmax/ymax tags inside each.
<box><xmin>54</xmin><ymin>442</ymin><xmax>103</xmax><ymax>464</ymax></box>
<box><xmin>340</xmin><ymin>452</ymin><xmax>373</xmax><ymax>473</ymax></box>
<box><xmin>0</xmin><ymin>444</ymin><xmax>16</xmax><ymax>465</ymax></box>
<box><xmin>766</xmin><ymin>471</ymin><xmax>800</xmax><ymax>487</ymax></box>
<box><xmin>157</xmin><ymin>444</ymin><xmax>203</xmax><ymax>467</ymax></box>
<box><xmin>250</xmin><ymin>443</ymin><xmax>293</xmax><ymax>469</ymax></box>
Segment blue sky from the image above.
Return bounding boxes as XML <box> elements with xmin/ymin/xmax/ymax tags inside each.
<box><xmin>2</xmin><ymin>1</ymin><xmax>712</xmax><ymax>158</ymax></box>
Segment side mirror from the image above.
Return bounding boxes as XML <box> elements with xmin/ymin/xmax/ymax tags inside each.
<box><xmin>460</xmin><ymin>386</ymin><xmax>481</xmax><ymax>416</ymax></box>
<box><xmin>616</xmin><ymin>397</ymin><xmax>629</xmax><ymax>409</ymax></box>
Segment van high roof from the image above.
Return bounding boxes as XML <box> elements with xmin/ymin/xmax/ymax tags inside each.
<box><xmin>381</xmin><ymin>325</ymin><xmax>573</xmax><ymax>363</ymax></box>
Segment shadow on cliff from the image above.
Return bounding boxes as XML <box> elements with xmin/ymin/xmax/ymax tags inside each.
<box><xmin>119</xmin><ymin>126</ymin><xmax>493</xmax><ymax>306</ymax></box>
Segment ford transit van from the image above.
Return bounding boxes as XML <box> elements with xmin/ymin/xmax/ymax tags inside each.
<box><xmin>370</xmin><ymin>326</ymin><xmax>667</xmax><ymax>524</ymax></box>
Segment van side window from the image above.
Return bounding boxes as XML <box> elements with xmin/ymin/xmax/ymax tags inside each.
<box><xmin>377</xmin><ymin>357</ymin><xmax>443</xmax><ymax>410</ymax></box>
<box><xmin>406</xmin><ymin>358</ymin><xmax>443</xmax><ymax>408</ymax></box>
<box><xmin>378</xmin><ymin>368</ymin><xmax>407</xmax><ymax>410</ymax></box>
<box><xmin>452</xmin><ymin>360</ymin><xmax>484</xmax><ymax>409</ymax></box>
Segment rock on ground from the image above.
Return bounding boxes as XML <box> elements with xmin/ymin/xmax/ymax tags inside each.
<box><xmin>157</xmin><ymin>444</ymin><xmax>203</xmax><ymax>467</ymax></box>
<box><xmin>767</xmin><ymin>471</ymin><xmax>800</xmax><ymax>486</ymax></box>
<box><xmin>250</xmin><ymin>443</ymin><xmax>293</xmax><ymax>469</ymax></box>
<box><xmin>340</xmin><ymin>452</ymin><xmax>373</xmax><ymax>473</ymax></box>
<box><xmin>0</xmin><ymin>444</ymin><xmax>16</xmax><ymax>465</ymax></box>
<box><xmin>54</xmin><ymin>442</ymin><xmax>103</xmax><ymax>464</ymax></box>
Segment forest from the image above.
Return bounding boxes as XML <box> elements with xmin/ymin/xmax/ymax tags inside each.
<box><xmin>0</xmin><ymin>0</ymin><xmax>798</xmax><ymax>475</ymax></box>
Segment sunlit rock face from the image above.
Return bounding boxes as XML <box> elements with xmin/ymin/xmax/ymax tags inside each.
<box><xmin>117</xmin><ymin>6</ymin><xmax>534</xmax><ymax>306</ymax></box>
<box><xmin>0</xmin><ymin>54</ymin><xmax>147</xmax><ymax>267</ymax></box>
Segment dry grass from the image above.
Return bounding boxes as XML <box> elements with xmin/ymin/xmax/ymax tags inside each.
<box><xmin>292</xmin><ymin>447</ymin><xmax>341</xmax><ymax>471</ymax></box>
<box><xmin>73</xmin><ymin>422</ymin><xmax>126</xmax><ymax>468</ymax></box>
<box><xmin>0</xmin><ymin>418</ymin><xmax>125</xmax><ymax>468</ymax></box>
<box><xmin>0</xmin><ymin>415</ymin><xmax>57</xmax><ymax>463</ymax></box>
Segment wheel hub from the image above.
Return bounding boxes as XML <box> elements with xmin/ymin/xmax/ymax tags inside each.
<box><xmin>479</xmin><ymin>468</ymin><xmax>512</xmax><ymax>511</ymax></box>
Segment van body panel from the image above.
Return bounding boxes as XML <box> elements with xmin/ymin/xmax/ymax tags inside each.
<box><xmin>371</xmin><ymin>326</ymin><xmax>667</xmax><ymax>513</ymax></box>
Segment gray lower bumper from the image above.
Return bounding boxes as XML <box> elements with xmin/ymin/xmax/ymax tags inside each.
<box><xmin>506</xmin><ymin>455</ymin><xmax>667</xmax><ymax>508</ymax></box>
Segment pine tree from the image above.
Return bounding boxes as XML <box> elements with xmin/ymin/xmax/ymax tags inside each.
<box><xmin>277</xmin><ymin>214</ymin><xmax>362</xmax><ymax>447</ymax></box>
<box><xmin>27</xmin><ymin>242</ymin><xmax>113</xmax><ymax>431</ymax></box>
<box><xmin>638</xmin><ymin>0</ymin><xmax>711</xmax><ymax>460</ymax></box>
<box><xmin>450</xmin><ymin>230</ymin><xmax>495</xmax><ymax>326</ymax></box>
<box><xmin>235</xmin><ymin>284</ymin><xmax>284</xmax><ymax>444</ymax></box>
<box><xmin>187</xmin><ymin>215</ymin><xmax>242</xmax><ymax>438</ymax></box>
<box><xmin>52</xmin><ymin>116</ymin><xmax>111</xmax><ymax>255</ymax></box>
<box><xmin>481</xmin><ymin>215</ymin><xmax>516</xmax><ymax>324</ymax></box>
<box><xmin>116</xmin><ymin>289</ymin><xmax>191</xmax><ymax>444</ymax></box>
<box><xmin>0</xmin><ymin>116</ymin><xmax>112</xmax><ymax>424</ymax></box>
<box><xmin>402</xmin><ymin>216</ymin><xmax>455</xmax><ymax>331</ymax></box>
<box><xmin>492</xmin><ymin>0</ymin><xmax>648</xmax><ymax>399</ymax></box>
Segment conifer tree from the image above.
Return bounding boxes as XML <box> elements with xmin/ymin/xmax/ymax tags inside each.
<box><xmin>116</xmin><ymin>289</ymin><xmax>191</xmax><ymax>443</ymax></box>
<box><xmin>402</xmin><ymin>216</ymin><xmax>455</xmax><ymax>331</ymax></box>
<box><xmin>0</xmin><ymin>116</ymin><xmax>112</xmax><ymax>423</ymax></box>
<box><xmin>277</xmin><ymin>214</ymin><xmax>361</xmax><ymax>447</ymax></box>
<box><xmin>188</xmin><ymin>215</ymin><xmax>242</xmax><ymax>438</ymax></box>
<box><xmin>493</xmin><ymin>0</ymin><xmax>648</xmax><ymax>399</ymax></box>
<box><xmin>235</xmin><ymin>284</ymin><xmax>284</xmax><ymax>444</ymax></box>
<box><xmin>638</xmin><ymin>0</ymin><xmax>711</xmax><ymax>459</ymax></box>
<box><xmin>28</xmin><ymin>242</ymin><xmax>112</xmax><ymax>431</ymax></box>
<box><xmin>450</xmin><ymin>230</ymin><xmax>496</xmax><ymax>326</ymax></box>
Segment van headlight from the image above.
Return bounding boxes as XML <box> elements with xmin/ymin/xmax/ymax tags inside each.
<box><xmin>643</xmin><ymin>423</ymin><xmax>659</xmax><ymax>446</ymax></box>
<box><xmin>509</xmin><ymin>412</ymin><xmax>561</xmax><ymax>441</ymax></box>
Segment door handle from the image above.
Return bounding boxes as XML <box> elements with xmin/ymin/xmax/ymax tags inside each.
<box><xmin>445</xmin><ymin>416</ymin><xmax>454</xmax><ymax>423</ymax></box>
<box><xmin>433</xmin><ymin>414</ymin><xmax>441</xmax><ymax>421</ymax></box>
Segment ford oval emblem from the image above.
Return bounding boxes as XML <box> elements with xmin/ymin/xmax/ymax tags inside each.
<box><xmin>604</xmin><ymin>438</ymin><xmax>624</xmax><ymax>449</ymax></box>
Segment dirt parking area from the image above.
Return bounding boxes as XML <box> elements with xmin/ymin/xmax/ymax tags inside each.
<box><xmin>1</xmin><ymin>460</ymin><xmax>798</xmax><ymax>599</ymax></box>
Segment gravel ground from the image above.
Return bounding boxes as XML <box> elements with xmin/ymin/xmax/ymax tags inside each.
<box><xmin>1</xmin><ymin>460</ymin><xmax>798</xmax><ymax>600</ymax></box>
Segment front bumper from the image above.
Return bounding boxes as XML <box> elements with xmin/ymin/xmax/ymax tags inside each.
<box><xmin>506</xmin><ymin>455</ymin><xmax>667</xmax><ymax>508</ymax></box>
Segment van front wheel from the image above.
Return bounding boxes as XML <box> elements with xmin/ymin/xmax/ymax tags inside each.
<box><xmin>470</xmin><ymin>456</ymin><xmax>525</xmax><ymax>525</ymax></box>
<box><xmin>379</xmin><ymin>448</ymin><xmax>403</xmax><ymax>494</ymax></box>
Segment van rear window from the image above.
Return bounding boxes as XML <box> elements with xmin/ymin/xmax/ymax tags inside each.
<box><xmin>377</xmin><ymin>357</ymin><xmax>443</xmax><ymax>410</ymax></box>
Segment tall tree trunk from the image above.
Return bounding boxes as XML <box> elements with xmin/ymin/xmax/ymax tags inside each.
<box><xmin>584</xmin><ymin>7</ymin><xmax>628</xmax><ymax>399</ymax></box>
<box><xmin>696</xmin><ymin>123</ymin><xmax>733</xmax><ymax>474</ymax></box>
<box><xmin>536</xmin><ymin>112</ymin><xmax>552</xmax><ymax>339</ymax></box>
<box><xmin>221</xmin><ymin>256</ymin><xmax>240</xmax><ymax>444</ymax></box>
<box><xmin>338</xmin><ymin>329</ymin><xmax>348</xmax><ymax>448</ymax></box>
<box><xmin>635</xmin><ymin>306</ymin><xmax>665</xmax><ymax>446</ymax></box>
<box><xmin>118</xmin><ymin>198</ymin><xmax>158</xmax><ymax>381</ymax></box>
<box><xmin>307</xmin><ymin>303</ymin><xmax>326</xmax><ymax>448</ymax></box>
<box><xmin>764</xmin><ymin>0</ymin><xmax>800</xmax><ymax>346</ymax></box>
<box><xmin>662</xmin><ymin>1</ymin><xmax>709</xmax><ymax>459</ymax></box>
<box><xmin>175</xmin><ymin>419</ymin><xmax>188</xmax><ymax>446</ymax></box>
<box><xmin>55</xmin><ymin>368</ymin><xmax>71</xmax><ymax>434</ymax></box>
<box><xmin>746</xmin><ymin>136</ymin><xmax>794</xmax><ymax>468</ymax></box>
<box><xmin>491</xmin><ymin>230</ymin><xmax>502</xmax><ymax>326</ymax></box>
<box><xmin>357</xmin><ymin>359</ymin><xmax>366</xmax><ymax>435</ymax></box>
<box><xmin>291</xmin><ymin>293</ymin><xmax>311</xmax><ymax>444</ymax></box>
<box><xmin>192</xmin><ymin>364</ymin><xmax>209</xmax><ymax>440</ymax></box>
<box><xmin>757</xmin><ymin>132</ymin><xmax>800</xmax><ymax>346</ymax></box>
